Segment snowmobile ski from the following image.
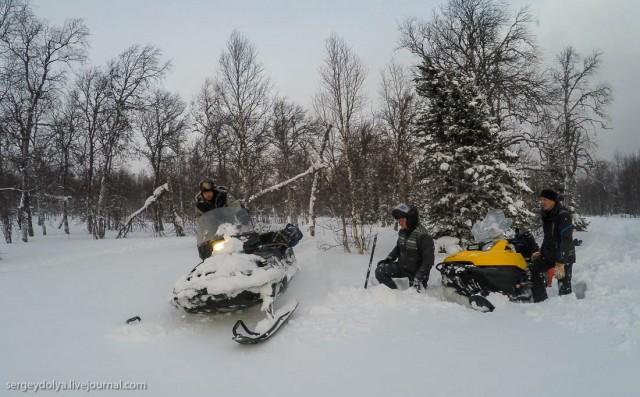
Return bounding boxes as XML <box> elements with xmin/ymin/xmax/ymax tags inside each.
<box><xmin>232</xmin><ymin>300</ymin><xmax>298</xmax><ymax>344</ymax></box>
<box><xmin>125</xmin><ymin>316</ymin><xmax>141</xmax><ymax>324</ymax></box>
<box><xmin>468</xmin><ymin>295</ymin><xmax>495</xmax><ymax>312</ymax></box>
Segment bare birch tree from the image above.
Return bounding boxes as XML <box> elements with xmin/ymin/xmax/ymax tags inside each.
<box><xmin>0</xmin><ymin>4</ymin><xmax>88</xmax><ymax>242</ymax></box>
<box><xmin>399</xmin><ymin>0</ymin><xmax>545</xmax><ymax>130</ymax></box>
<box><xmin>191</xmin><ymin>78</ymin><xmax>232</xmax><ymax>184</ymax></box>
<box><xmin>95</xmin><ymin>44</ymin><xmax>169</xmax><ymax>239</ymax></box>
<box><xmin>378</xmin><ymin>60</ymin><xmax>419</xmax><ymax>206</ymax></box>
<box><xmin>547</xmin><ymin>46</ymin><xmax>612</xmax><ymax>229</ymax></box>
<box><xmin>73</xmin><ymin>67</ymin><xmax>109</xmax><ymax>234</ymax></box>
<box><xmin>136</xmin><ymin>89</ymin><xmax>187</xmax><ymax>234</ymax></box>
<box><xmin>315</xmin><ymin>34</ymin><xmax>368</xmax><ymax>254</ymax></box>
<box><xmin>51</xmin><ymin>93</ymin><xmax>82</xmax><ymax>234</ymax></box>
<box><xmin>270</xmin><ymin>97</ymin><xmax>312</xmax><ymax>222</ymax></box>
<box><xmin>0</xmin><ymin>0</ymin><xmax>17</xmax><ymax>241</ymax></box>
<box><xmin>212</xmin><ymin>30</ymin><xmax>272</xmax><ymax>198</ymax></box>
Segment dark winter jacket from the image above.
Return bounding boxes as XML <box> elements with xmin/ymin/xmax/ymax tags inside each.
<box><xmin>385</xmin><ymin>224</ymin><xmax>435</xmax><ymax>283</ymax></box>
<box><xmin>540</xmin><ymin>202</ymin><xmax>576</xmax><ymax>264</ymax></box>
<box><xmin>194</xmin><ymin>187</ymin><xmax>242</xmax><ymax>218</ymax></box>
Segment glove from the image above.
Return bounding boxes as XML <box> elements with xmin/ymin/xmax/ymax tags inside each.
<box><xmin>377</xmin><ymin>258</ymin><xmax>391</xmax><ymax>267</ymax></box>
<box><xmin>554</xmin><ymin>263</ymin><xmax>565</xmax><ymax>280</ymax></box>
<box><xmin>413</xmin><ymin>278</ymin><xmax>427</xmax><ymax>292</ymax></box>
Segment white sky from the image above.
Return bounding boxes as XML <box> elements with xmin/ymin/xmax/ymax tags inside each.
<box><xmin>30</xmin><ymin>0</ymin><xmax>640</xmax><ymax>160</ymax></box>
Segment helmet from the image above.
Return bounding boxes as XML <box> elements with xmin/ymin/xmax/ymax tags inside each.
<box><xmin>199</xmin><ymin>178</ymin><xmax>216</xmax><ymax>192</ymax></box>
<box><xmin>391</xmin><ymin>203</ymin><xmax>419</xmax><ymax>228</ymax></box>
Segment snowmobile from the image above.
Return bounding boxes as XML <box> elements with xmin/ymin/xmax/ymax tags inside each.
<box><xmin>171</xmin><ymin>206</ymin><xmax>302</xmax><ymax>343</ymax></box>
<box><xmin>435</xmin><ymin>229</ymin><xmax>538</xmax><ymax>312</ymax></box>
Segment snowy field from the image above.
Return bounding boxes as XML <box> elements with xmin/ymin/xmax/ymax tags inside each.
<box><xmin>1</xmin><ymin>216</ymin><xmax>639</xmax><ymax>396</ymax></box>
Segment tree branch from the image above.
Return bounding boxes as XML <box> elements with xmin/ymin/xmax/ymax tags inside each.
<box><xmin>116</xmin><ymin>183</ymin><xmax>170</xmax><ymax>238</ymax></box>
<box><xmin>246</xmin><ymin>161</ymin><xmax>327</xmax><ymax>205</ymax></box>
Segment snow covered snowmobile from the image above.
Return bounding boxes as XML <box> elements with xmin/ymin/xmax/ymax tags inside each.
<box><xmin>171</xmin><ymin>207</ymin><xmax>302</xmax><ymax>343</ymax></box>
<box><xmin>436</xmin><ymin>230</ymin><xmax>538</xmax><ymax>312</ymax></box>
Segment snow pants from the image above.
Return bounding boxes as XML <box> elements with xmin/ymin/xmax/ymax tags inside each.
<box><xmin>530</xmin><ymin>258</ymin><xmax>573</xmax><ymax>302</ymax></box>
<box><xmin>375</xmin><ymin>261</ymin><xmax>413</xmax><ymax>289</ymax></box>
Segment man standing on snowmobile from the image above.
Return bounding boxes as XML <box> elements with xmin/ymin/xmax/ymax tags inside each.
<box><xmin>530</xmin><ymin>189</ymin><xmax>576</xmax><ymax>302</ymax></box>
<box><xmin>195</xmin><ymin>177</ymin><xmax>242</xmax><ymax>217</ymax></box>
<box><xmin>375</xmin><ymin>204</ymin><xmax>435</xmax><ymax>291</ymax></box>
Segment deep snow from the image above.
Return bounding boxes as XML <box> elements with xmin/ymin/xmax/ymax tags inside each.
<box><xmin>1</xmin><ymin>216</ymin><xmax>639</xmax><ymax>396</ymax></box>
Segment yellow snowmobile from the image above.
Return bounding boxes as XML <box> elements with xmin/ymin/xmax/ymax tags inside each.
<box><xmin>436</xmin><ymin>232</ymin><xmax>537</xmax><ymax>312</ymax></box>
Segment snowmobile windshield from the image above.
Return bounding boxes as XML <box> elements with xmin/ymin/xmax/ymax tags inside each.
<box><xmin>471</xmin><ymin>209</ymin><xmax>513</xmax><ymax>243</ymax></box>
<box><xmin>197</xmin><ymin>207</ymin><xmax>255</xmax><ymax>245</ymax></box>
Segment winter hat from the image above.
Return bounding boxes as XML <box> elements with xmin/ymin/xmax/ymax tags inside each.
<box><xmin>539</xmin><ymin>188</ymin><xmax>558</xmax><ymax>202</ymax></box>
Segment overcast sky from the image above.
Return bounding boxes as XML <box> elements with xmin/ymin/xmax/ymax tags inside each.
<box><xmin>30</xmin><ymin>0</ymin><xmax>639</xmax><ymax>160</ymax></box>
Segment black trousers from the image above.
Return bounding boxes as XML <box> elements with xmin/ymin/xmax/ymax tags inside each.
<box><xmin>530</xmin><ymin>258</ymin><xmax>573</xmax><ymax>302</ymax></box>
<box><xmin>375</xmin><ymin>261</ymin><xmax>413</xmax><ymax>289</ymax></box>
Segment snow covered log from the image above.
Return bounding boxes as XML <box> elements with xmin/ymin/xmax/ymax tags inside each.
<box><xmin>117</xmin><ymin>183</ymin><xmax>171</xmax><ymax>239</ymax></box>
<box><xmin>245</xmin><ymin>162</ymin><xmax>327</xmax><ymax>205</ymax></box>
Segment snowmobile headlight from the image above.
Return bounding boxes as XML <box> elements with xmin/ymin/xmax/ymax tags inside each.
<box><xmin>482</xmin><ymin>241</ymin><xmax>496</xmax><ymax>251</ymax></box>
<box><xmin>212</xmin><ymin>240</ymin><xmax>225</xmax><ymax>252</ymax></box>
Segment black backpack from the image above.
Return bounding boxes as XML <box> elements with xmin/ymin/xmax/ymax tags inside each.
<box><xmin>508</xmin><ymin>229</ymin><xmax>539</xmax><ymax>260</ymax></box>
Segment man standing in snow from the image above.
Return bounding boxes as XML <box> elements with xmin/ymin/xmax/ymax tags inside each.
<box><xmin>530</xmin><ymin>189</ymin><xmax>576</xmax><ymax>302</ymax></box>
<box><xmin>195</xmin><ymin>177</ymin><xmax>242</xmax><ymax>218</ymax></box>
<box><xmin>375</xmin><ymin>204</ymin><xmax>435</xmax><ymax>291</ymax></box>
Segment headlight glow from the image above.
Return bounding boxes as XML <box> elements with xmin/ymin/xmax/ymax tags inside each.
<box><xmin>213</xmin><ymin>241</ymin><xmax>225</xmax><ymax>251</ymax></box>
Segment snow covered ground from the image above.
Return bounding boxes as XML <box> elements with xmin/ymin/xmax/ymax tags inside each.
<box><xmin>1</xmin><ymin>216</ymin><xmax>639</xmax><ymax>396</ymax></box>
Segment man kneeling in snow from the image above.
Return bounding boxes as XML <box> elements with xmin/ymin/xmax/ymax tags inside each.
<box><xmin>375</xmin><ymin>204</ymin><xmax>435</xmax><ymax>291</ymax></box>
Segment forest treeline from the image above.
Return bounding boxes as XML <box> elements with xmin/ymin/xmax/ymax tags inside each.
<box><xmin>0</xmin><ymin>0</ymin><xmax>626</xmax><ymax>252</ymax></box>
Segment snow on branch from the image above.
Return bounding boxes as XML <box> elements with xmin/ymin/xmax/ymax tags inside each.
<box><xmin>44</xmin><ymin>193</ymin><xmax>73</xmax><ymax>202</ymax></box>
<box><xmin>117</xmin><ymin>183</ymin><xmax>171</xmax><ymax>239</ymax></box>
<box><xmin>246</xmin><ymin>161</ymin><xmax>327</xmax><ymax>205</ymax></box>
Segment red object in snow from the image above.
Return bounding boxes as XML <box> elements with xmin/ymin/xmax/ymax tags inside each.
<box><xmin>547</xmin><ymin>268</ymin><xmax>554</xmax><ymax>287</ymax></box>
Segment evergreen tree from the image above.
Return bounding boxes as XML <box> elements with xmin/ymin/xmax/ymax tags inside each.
<box><xmin>413</xmin><ymin>59</ymin><xmax>534</xmax><ymax>242</ymax></box>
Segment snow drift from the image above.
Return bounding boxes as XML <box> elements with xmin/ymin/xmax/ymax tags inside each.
<box><xmin>0</xmin><ymin>216</ymin><xmax>638</xmax><ymax>396</ymax></box>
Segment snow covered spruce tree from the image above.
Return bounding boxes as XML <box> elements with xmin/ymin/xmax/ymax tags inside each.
<box><xmin>413</xmin><ymin>58</ymin><xmax>534</xmax><ymax>242</ymax></box>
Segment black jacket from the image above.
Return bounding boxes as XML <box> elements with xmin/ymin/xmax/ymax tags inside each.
<box><xmin>386</xmin><ymin>224</ymin><xmax>435</xmax><ymax>283</ymax></box>
<box><xmin>540</xmin><ymin>203</ymin><xmax>576</xmax><ymax>264</ymax></box>
<box><xmin>194</xmin><ymin>187</ymin><xmax>241</xmax><ymax>218</ymax></box>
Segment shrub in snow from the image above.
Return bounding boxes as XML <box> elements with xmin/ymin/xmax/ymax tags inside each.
<box><xmin>434</xmin><ymin>236</ymin><xmax>462</xmax><ymax>254</ymax></box>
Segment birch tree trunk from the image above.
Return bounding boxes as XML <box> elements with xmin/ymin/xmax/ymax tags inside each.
<box><xmin>307</xmin><ymin>125</ymin><xmax>332</xmax><ymax>237</ymax></box>
<box><xmin>170</xmin><ymin>204</ymin><xmax>185</xmax><ymax>237</ymax></box>
<box><xmin>344</xmin><ymin>149</ymin><xmax>363</xmax><ymax>254</ymax></box>
<box><xmin>308</xmin><ymin>173</ymin><xmax>320</xmax><ymax>237</ymax></box>
<box><xmin>96</xmin><ymin>175</ymin><xmax>108</xmax><ymax>239</ymax></box>
<box><xmin>18</xmin><ymin>188</ymin><xmax>28</xmax><ymax>242</ymax></box>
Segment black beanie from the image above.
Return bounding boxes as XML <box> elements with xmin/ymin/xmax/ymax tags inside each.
<box><xmin>540</xmin><ymin>189</ymin><xmax>558</xmax><ymax>202</ymax></box>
